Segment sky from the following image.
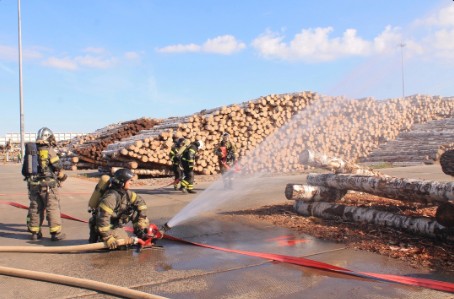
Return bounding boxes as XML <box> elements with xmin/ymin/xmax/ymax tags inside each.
<box><xmin>1</xmin><ymin>0</ymin><xmax>454</xmax><ymax>136</ymax></box>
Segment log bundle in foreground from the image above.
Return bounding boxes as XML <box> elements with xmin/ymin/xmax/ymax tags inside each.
<box><xmin>299</xmin><ymin>149</ymin><xmax>385</xmax><ymax>176</ymax></box>
<box><xmin>306</xmin><ymin>173</ymin><xmax>454</xmax><ymax>206</ymax></box>
<box><xmin>294</xmin><ymin>201</ymin><xmax>452</xmax><ymax>241</ymax></box>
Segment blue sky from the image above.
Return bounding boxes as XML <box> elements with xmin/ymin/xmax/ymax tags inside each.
<box><xmin>1</xmin><ymin>0</ymin><xmax>453</xmax><ymax>136</ymax></box>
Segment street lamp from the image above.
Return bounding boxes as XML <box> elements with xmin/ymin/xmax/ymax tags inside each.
<box><xmin>398</xmin><ymin>42</ymin><xmax>406</xmax><ymax>100</ymax></box>
<box><xmin>18</xmin><ymin>0</ymin><xmax>25</xmax><ymax>156</ymax></box>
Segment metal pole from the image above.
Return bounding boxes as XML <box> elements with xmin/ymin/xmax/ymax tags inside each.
<box><xmin>399</xmin><ymin>42</ymin><xmax>406</xmax><ymax>100</ymax></box>
<box><xmin>18</xmin><ymin>0</ymin><xmax>25</xmax><ymax>156</ymax></box>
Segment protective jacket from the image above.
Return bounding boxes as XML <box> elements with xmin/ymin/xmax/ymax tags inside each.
<box><xmin>24</xmin><ymin>143</ymin><xmax>62</xmax><ymax>186</ymax></box>
<box><xmin>96</xmin><ymin>187</ymin><xmax>148</xmax><ymax>240</ymax></box>
<box><xmin>214</xmin><ymin>140</ymin><xmax>237</xmax><ymax>163</ymax></box>
<box><xmin>24</xmin><ymin>142</ymin><xmax>65</xmax><ymax>235</ymax></box>
<box><xmin>181</xmin><ymin>143</ymin><xmax>198</xmax><ymax>170</ymax></box>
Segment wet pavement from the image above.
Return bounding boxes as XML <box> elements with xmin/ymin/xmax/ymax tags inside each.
<box><xmin>0</xmin><ymin>163</ymin><xmax>452</xmax><ymax>298</ymax></box>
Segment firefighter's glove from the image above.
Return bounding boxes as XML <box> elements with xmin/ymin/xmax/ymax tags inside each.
<box><xmin>104</xmin><ymin>236</ymin><xmax>118</xmax><ymax>250</ymax></box>
<box><xmin>134</xmin><ymin>218</ymin><xmax>150</xmax><ymax>240</ymax></box>
<box><xmin>57</xmin><ymin>172</ymin><xmax>68</xmax><ymax>182</ymax></box>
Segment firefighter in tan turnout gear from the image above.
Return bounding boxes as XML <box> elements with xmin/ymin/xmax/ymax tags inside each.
<box><xmin>22</xmin><ymin>127</ymin><xmax>67</xmax><ymax>241</ymax></box>
<box><xmin>179</xmin><ymin>140</ymin><xmax>205</xmax><ymax>194</ymax></box>
<box><xmin>169</xmin><ymin>137</ymin><xmax>190</xmax><ymax>190</ymax></box>
<box><xmin>90</xmin><ymin>168</ymin><xmax>151</xmax><ymax>249</ymax></box>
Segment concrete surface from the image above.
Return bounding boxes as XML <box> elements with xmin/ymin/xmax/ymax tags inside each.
<box><xmin>0</xmin><ymin>163</ymin><xmax>452</xmax><ymax>298</ymax></box>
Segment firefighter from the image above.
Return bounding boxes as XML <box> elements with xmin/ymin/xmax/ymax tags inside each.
<box><xmin>214</xmin><ymin>132</ymin><xmax>237</xmax><ymax>189</ymax></box>
<box><xmin>169</xmin><ymin>137</ymin><xmax>190</xmax><ymax>190</ymax></box>
<box><xmin>23</xmin><ymin>127</ymin><xmax>67</xmax><ymax>241</ymax></box>
<box><xmin>180</xmin><ymin>140</ymin><xmax>205</xmax><ymax>194</ymax></box>
<box><xmin>91</xmin><ymin>168</ymin><xmax>152</xmax><ymax>249</ymax></box>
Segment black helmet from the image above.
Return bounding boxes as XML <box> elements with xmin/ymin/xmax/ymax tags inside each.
<box><xmin>111</xmin><ymin>168</ymin><xmax>135</xmax><ymax>186</ymax></box>
<box><xmin>176</xmin><ymin>137</ymin><xmax>186</xmax><ymax>147</ymax></box>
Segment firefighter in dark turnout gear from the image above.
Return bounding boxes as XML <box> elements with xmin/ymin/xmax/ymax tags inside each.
<box><xmin>169</xmin><ymin>137</ymin><xmax>190</xmax><ymax>190</ymax></box>
<box><xmin>214</xmin><ymin>132</ymin><xmax>237</xmax><ymax>189</ymax></box>
<box><xmin>22</xmin><ymin>127</ymin><xmax>67</xmax><ymax>241</ymax></box>
<box><xmin>90</xmin><ymin>169</ymin><xmax>151</xmax><ymax>249</ymax></box>
<box><xmin>180</xmin><ymin>140</ymin><xmax>205</xmax><ymax>194</ymax></box>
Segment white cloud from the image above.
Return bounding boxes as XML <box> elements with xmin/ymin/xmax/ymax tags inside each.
<box><xmin>157</xmin><ymin>35</ymin><xmax>245</xmax><ymax>55</ymax></box>
<box><xmin>157</xmin><ymin>43</ymin><xmax>200</xmax><ymax>53</ymax></box>
<box><xmin>83</xmin><ymin>47</ymin><xmax>107</xmax><ymax>54</ymax></box>
<box><xmin>42</xmin><ymin>57</ymin><xmax>78</xmax><ymax>70</ymax></box>
<box><xmin>413</xmin><ymin>5</ymin><xmax>454</xmax><ymax>27</ymax></box>
<box><xmin>202</xmin><ymin>35</ymin><xmax>246</xmax><ymax>54</ymax></box>
<box><xmin>252</xmin><ymin>27</ymin><xmax>373</xmax><ymax>62</ymax></box>
<box><xmin>0</xmin><ymin>45</ymin><xmax>43</xmax><ymax>61</ymax></box>
<box><xmin>124</xmin><ymin>51</ymin><xmax>142</xmax><ymax>60</ymax></box>
<box><xmin>75</xmin><ymin>55</ymin><xmax>117</xmax><ymax>69</ymax></box>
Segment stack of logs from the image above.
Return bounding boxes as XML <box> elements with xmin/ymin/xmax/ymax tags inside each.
<box><xmin>359</xmin><ymin>116</ymin><xmax>454</xmax><ymax>164</ymax></box>
<box><xmin>67</xmin><ymin>92</ymin><xmax>454</xmax><ymax>176</ymax></box>
<box><xmin>285</xmin><ymin>149</ymin><xmax>454</xmax><ymax>241</ymax></box>
<box><xmin>60</xmin><ymin>118</ymin><xmax>160</xmax><ymax>170</ymax></box>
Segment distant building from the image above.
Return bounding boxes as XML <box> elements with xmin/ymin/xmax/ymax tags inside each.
<box><xmin>0</xmin><ymin>132</ymin><xmax>84</xmax><ymax>146</ymax></box>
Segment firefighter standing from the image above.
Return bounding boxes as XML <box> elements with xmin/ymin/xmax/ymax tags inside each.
<box><xmin>90</xmin><ymin>168</ymin><xmax>152</xmax><ymax>249</ymax></box>
<box><xmin>180</xmin><ymin>140</ymin><xmax>205</xmax><ymax>194</ymax></box>
<box><xmin>169</xmin><ymin>137</ymin><xmax>190</xmax><ymax>190</ymax></box>
<box><xmin>22</xmin><ymin>127</ymin><xmax>67</xmax><ymax>241</ymax></box>
<box><xmin>214</xmin><ymin>132</ymin><xmax>237</xmax><ymax>189</ymax></box>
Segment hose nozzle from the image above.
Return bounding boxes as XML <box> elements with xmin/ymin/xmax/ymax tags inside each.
<box><xmin>160</xmin><ymin>222</ymin><xmax>171</xmax><ymax>232</ymax></box>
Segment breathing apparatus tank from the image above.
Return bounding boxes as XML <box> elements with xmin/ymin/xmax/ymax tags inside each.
<box><xmin>88</xmin><ymin>174</ymin><xmax>111</xmax><ymax>210</ymax></box>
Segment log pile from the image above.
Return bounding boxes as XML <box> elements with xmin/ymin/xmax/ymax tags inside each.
<box><xmin>286</xmin><ymin>150</ymin><xmax>454</xmax><ymax>240</ymax></box>
<box><xmin>100</xmin><ymin>92</ymin><xmax>319</xmax><ymax>175</ymax></box>
<box><xmin>61</xmin><ymin>92</ymin><xmax>454</xmax><ymax>176</ymax></box>
<box><xmin>359</xmin><ymin>116</ymin><xmax>454</xmax><ymax>164</ymax></box>
<box><xmin>59</xmin><ymin>118</ymin><xmax>161</xmax><ymax>170</ymax></box>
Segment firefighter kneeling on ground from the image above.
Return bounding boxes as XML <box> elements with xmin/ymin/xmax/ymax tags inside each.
<box><xmin>22</xmin><ymin>127</ymin><xmax>67</xmax><ymax>241</ymax></box>
<box><xmin>88</xmin><ymin>168</ymin><xmax>160</xmax><ymax>249</ymax></box>
<box><xmin>180</xmin><ymin>140</ymin><xmax>205</xmax><ymax>194</ymax></box>
<box><xmin>214</xmin><ymin>132</ymin><xmax>237</xmax><ymax>189</ymax></box>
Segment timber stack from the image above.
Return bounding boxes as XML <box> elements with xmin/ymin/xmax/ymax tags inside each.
<box><xmin>359</xmin><ymin>116</ymin><xmax>454</xmax><ymax>165</ymax></box>
<box><xmin>63</xmin><ymin>92</ymin><xmax>454</xmax><ymax>175</ymax></box>
<box><xmin>285</xmin><ymin>150</ymin><xmax>454</xmax><ymax>241</ymax></box>
<box><xmin>62</xmin><ymin>118</ymin><xmax>160</xmax><ymax>170</ymax></box>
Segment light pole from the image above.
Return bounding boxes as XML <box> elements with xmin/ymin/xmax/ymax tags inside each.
<box><xmin>399</xmin><ymin>42</ymin><xmax>406</xmax><ymax>100</ymax></box>
<box><xmin>18</xmin><ymin>0</ymin><xmax>25</xmax><ymax>155</ymax></box>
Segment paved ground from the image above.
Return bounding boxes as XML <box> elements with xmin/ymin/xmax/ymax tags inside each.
<box><xmin>0</xmin><ymin>163</ymin><xmax>452</xmax><ymax>298</ymax></box>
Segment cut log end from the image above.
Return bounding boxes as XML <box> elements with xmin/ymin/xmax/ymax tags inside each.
<box><xmin>435</xmin><ymin>202</ymin><xmax>454</xmax><ymax>228</ymax></box>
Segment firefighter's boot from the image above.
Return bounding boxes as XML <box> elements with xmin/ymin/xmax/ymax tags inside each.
<box><xmin>187</xmin><ymin>189</ymin><xmax>197</xmax><ymax>194</ymax></box>
<box><xmin>51</xmin><ymin>232</ymin><xmax>66</xmax><ymax>241</ymax></box>
<box><xmin>31</xmin><ymin>231</ymin><xmax>42</xmax><ymax>241</ymax></box>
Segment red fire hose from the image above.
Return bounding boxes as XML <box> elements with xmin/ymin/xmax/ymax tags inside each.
<box><xmin>1</xmin><ymin>200</ymin><xmax>453</xmax><ymax>293</ymax></box>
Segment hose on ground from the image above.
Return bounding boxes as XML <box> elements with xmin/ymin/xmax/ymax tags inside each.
<box><xmin>0</xmin><ymin>238</ymin><xmax>134</xmax><ymax>253</ymax></box>
<box><xmin>0</xmin><ymin>238</ymin><xmax>168</xmax><ymax>298</ymax></box>
<box><xmin>0</xmin><ymin>265</ymin><xmax>167</xmax><ymax>299</ymax></box>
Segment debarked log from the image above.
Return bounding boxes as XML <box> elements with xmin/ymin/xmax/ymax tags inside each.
<box><xmin>285</xmin><ymin>184</ymin><xmax>346</xmax><ymax>201</ymax></box>
<box><xmin>294</xmin><ymin>201</ymin><xmax>453</xmax><ymax>241</ymax></box>
<box><xmin>300</xmin><ymin>149</ymin><xmax>384</xmax><ymax>176</ymax></box>
<box><xmin>307</xmin><ymin>173</ymin><xmax>454</xmax><ymax>205</ymax></box>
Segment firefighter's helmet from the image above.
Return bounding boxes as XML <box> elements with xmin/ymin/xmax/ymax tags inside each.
<box><xmin>195</xmin><ymin>140</ymin><xmax>205</xmax><ymax>150</ymax></box>
<box><xmin>37</xmin><ymin>127</ymin><xmax>54</xmax><ymax>143</ymax></box>
<box><xmin>176</xmin><ymin>137</ymin><xmax>186</xmax><ymax>147</ymax></box>
<box><xmin>111</xmin><ymin>168</ymin><xmax>135</xmax><ymax>187</ymax></box>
